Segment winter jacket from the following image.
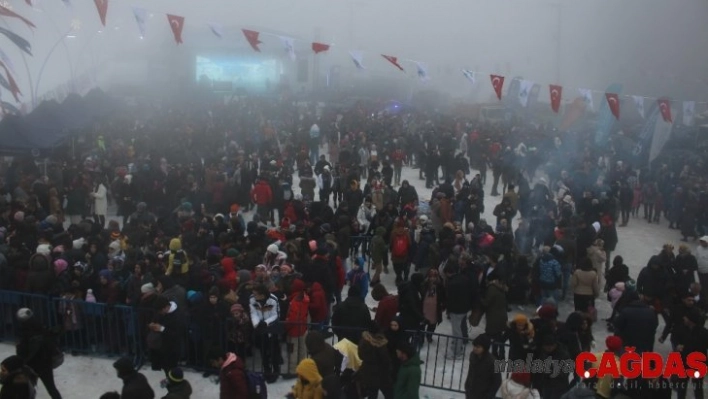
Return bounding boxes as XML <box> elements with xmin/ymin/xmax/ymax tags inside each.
<box><xmin>161</xmin><ymin>380</ymin><xmax>192</xmax><ymax>399</ymax></box>
<box><xmin>26</xmin><ymin>254</ymin><xmax>53</xmax><ymax>294</ymax></box>
<box><xmin>357</xmin><ymin>332</ymin><xmax>393</xmax><ymax>390</ymax></box>
<box><xmin>306</xmin><ymin>331</ymin><xmax>342</xmax><ymax>378</ymax></box>
<box><xmin>300</xmin><ymin>282</ymin><xmax>324</xmax><ymax>324</ymax></box>
<box><xmin>636</xmin><ymin>265</ymin><xmax>671</xmax><ymax>299</ymax></box>
<box><xmin>249</xmin><ymin>293</ymin><xmax>280</xmax><ymax>328</ymax></box>
<box><xmin>697</xmin><ymin>246</ymin><xmax>708</xmax><ymax>274</ymax></box>
<box><xmin>92</xmin><ymin>183</ymin><xmax>108</xmax><ymax>216</ymax></box>
<box><xmin>357</xmin><ymin>204</ymin><xmax>377</xmax><ymax>232</ymax></box>
<box><xmin>482</xmin><ymin>281</ymin><xmax>508</xmax><ymax>334</ymax></box>
<box><xmin>614</xmin><ymin>300</ymin><xmax>659</xmax><ymax>353</ymax></box>
<box><xmin>251</xmin><ymin>180</ymin><xmax>273</xmax><ymax>205</ymax></box>
<box><xmin>286</xmin><ymin>292</ymin><xmax>310</xmax><ymax>337</ymax></box>
<box><xmin>374</xmin><ymin>294</ymin><xmax>399</xmax><ymax>331</ymax></box>
<box><xmin>537</xmin><ymin>253</ymin><xmax>562</xmax><ymax>289</ymax></box>
<box><xmin>570</xmin><ymin>269</ymin><xmax>599</xmax><ymax>297</ymax></box>
<box><xmin>219</xmin><ymin>353</ymin><xmax>249</xmax><ymax>399</ymax></box>
<box><xmin>0</xmin><ymin>366</ymin><xmax>37</xmax><ymax>399</ymax></box>
<box><xmin>393</xmin><ymin>354</ymin><xmax>422</xmax><ymax>399</ymax></box>
<box><xmin>445</xmin><ymin>272</ymin><xmax>473</xmax><ymax>314</ymax></box>
<box><xmin>331</xmin><ymin>296</ymin><xmax>372</xmax><ymax>343</ymax></box>
<box><xmin>120</xmin><ymin>371</ymin><xmax>155</xmax><ymax>399</ymax></box>
<box><xmin>370</xmin><ymin>227</ymin><xmax>388</xmax><ymax>264</ymax></box>
<box><xmin>464</xmin><ymin>351</ymin><xmax>501</xmax><ymax>399</ymax></box>
<box><xmin>292</xmin><ymin>358</ymin><xmax>324</xmax><ymax>399</ymax></box>
<box><xmin>166</xmin><ymin>238</ymin><xmax>190</xmax><ymax>276</ymax></box>
<box><xmin>397</xmin><ymin>280</ymin><xmax>425</xmax><ymax>330</ymax></box>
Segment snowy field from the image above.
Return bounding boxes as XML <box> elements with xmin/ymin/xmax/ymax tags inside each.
<box><xmin>0</xmin><ymin>160</ymin><xmax>686</xmax><ymax>399</ymax></box>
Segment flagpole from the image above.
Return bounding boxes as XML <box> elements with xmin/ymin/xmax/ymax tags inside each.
<box><xmin>34</xmin><ymin>27</ymin><xmax>73</xmax><ymax>103</ymax></box>
<box><xmin>0</xmin><ymin>19</ymin><xmax>33</xmax><ymax>108</ymax></box>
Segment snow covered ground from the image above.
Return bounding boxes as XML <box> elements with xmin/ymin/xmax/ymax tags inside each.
<box><xmin>0</xmin><ymin>160</ymin><xmax>687</xmax><ymax>399</ymax></box>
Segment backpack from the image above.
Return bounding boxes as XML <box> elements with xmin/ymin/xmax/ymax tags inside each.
<box><xmin>392</xmin><ymin>235</ymin><xmax>408</xmax><ymax>258</ymax></box>
<box><xmin>539</xmin><ymin>257</ymin><xmax>559</xmax><ymax>285</ymax></box>
<box><xmin>245</xmin><ymin>370</ymin><xmax>268</xmax><ymax>399</ymax></box>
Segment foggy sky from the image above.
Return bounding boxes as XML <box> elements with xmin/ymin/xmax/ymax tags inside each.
<box><xmin>2</xmin><ymin>0</ymin><xmax>708</xmax><ymax>105</ymax></box>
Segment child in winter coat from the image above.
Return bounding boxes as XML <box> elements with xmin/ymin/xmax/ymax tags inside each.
<box><xmin>289</xmin><ymin>358</ymin><xmax>324</xmax><ymax>399</ymax></box>
<box><xmin>227</xmin><ymin>304</ymin><xmax>252</xmax><ymax>359</ymax></box>
<box><xmin>346</xmin><ymin>257</ymin><xmax>370</xmax><ymax>300</ymax></box>
<box><xmin>608</xmin><ymin>282</ymin><xmax>625</xmax><ymax>308</ymax></box>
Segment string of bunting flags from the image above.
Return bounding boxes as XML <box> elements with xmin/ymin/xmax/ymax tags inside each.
<box><xmin>0</xmin><ymin>0</ymin><xmax>705</xmax><ymax>127</ymax></box>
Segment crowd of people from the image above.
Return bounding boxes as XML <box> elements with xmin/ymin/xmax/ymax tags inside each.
<box><xmin>0</xmin><ymin>93</ymin><xmax>707</xmax><ymax>399</ymax></box>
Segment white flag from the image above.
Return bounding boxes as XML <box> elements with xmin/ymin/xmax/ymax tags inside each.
<box><xmin>462</xmin><ymin>69</ymin><xmax>475</xmax><ymax>85</ymax></box>
<box><xmin>578</xmin><ymin>88</ymin><xmax>594</xmax><ymax>111</ymax></box>
<box><xmin>208</xmin><ymin>23</ymin><xmax>223</xmax><ymax>39</ymax></box>
<box><xmin>280</xmin><ymin>36</ymin><xmax>296</xmax><ymax>61</ymax></box>
<box><xmin>632</xmin><ymin>95</ymin><xmax>645</xmax><ymax>119</ymax></box>
<box><xmin>517</xmin><ymin>80</ymin><xmax>534</xmax><ymax>107</ymax></box>
<box><xmin>683</xmin><ymin>101</ymin><xmax>695</xmax><ymax>126</ymax></box>
<box><xmin>132</xmin><ymin>7</ymin><xmax>147</xmax><ymax>38</ymax></box>
<box><xmin>415</xmin><ymin>62</ymin><xmax>429</xmax><ymax>81</ymax></box>
<box><xmin>0</xmin><ymin>49</ymin><xmax>16</xmax><ymax>75</ymax></box>
<box><xmin>349</xmin><ymin>51</ymin><xmax>365</xmax><ymax>70</ymax></box>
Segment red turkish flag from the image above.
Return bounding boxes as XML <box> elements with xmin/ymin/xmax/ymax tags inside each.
<box><xmin>312</xmin><ymin>42</ymin><xmax>330</xmax><ymax>54</ymax></box>
<box><xmin>0</xmin><ymin>61</ymin><xmax>21</xmax><ymax>102</ymax></box>
<box><xmin>490</xmin><ymin>74</ymin><xmax>505</xmax><ymax>100</ymax></box>
<box><xmin>0</xmin><ymin>5</ymin><xmax>35</xmax><ymax>29</ymax></box>
<box><xmin>549</xmin><ymin>84</ymin><xmax>563</xmax><ymax>113</ymax></box>
<box><xmin>242</xmin><ymin>29</ymin><xmax>261</xmax><ymax>52</ymax></box>
<box><xmin>605</xmin><ymin>93</ymin><xmax>620</xmax><ymax>120</ymax></box>
<box><xmin>381</xmin><ymin>55</ymin><xmax>404</xmax><ymax>72</ymax></box>
<box><xmin>93</xmin><ymin>0</ymin><xmax>108</xmax><ymax>27</ymax></box>
<box><xmin>657</xmin><ymin>99</ymin><xmax>672</xmax><ymax>123</ymax></box>
<box><xmin>166</xmin><ymin>14</ymin><xmax>184</xmax><ymax>44</ymax></box>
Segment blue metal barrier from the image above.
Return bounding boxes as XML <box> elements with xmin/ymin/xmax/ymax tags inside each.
<box><xmin>0</xmin><ymin>289</ymin><xmax>477</xmax><ymax>393</ymax></box>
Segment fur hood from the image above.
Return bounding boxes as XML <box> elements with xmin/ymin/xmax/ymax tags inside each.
<box><xmin>361</xmin><ymin>331</ymin><xmax>388</xmax><ymax>348</ymax></box>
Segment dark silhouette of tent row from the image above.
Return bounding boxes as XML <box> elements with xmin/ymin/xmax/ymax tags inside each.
<box><xmin>0</xmin><ymin>88</ymin><xmax>119</xmax><ymax>155</ymax></box>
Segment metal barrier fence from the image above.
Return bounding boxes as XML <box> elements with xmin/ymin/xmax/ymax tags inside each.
<box><xmin>0</xmin><ymin>288</ymin><xmax>476</xmax><ymax>393</ymax></box>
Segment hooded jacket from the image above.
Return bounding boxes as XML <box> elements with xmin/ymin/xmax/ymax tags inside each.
<box><xmin>166</xmin><ymin>239</ymin><xmax>190</xmax><ymax>276</ymax></box>
<box><xmin>219</xmin><ymin>353</ymin><xmax>249</xmax><ymax>399</ymax></box>
<box><xmin>306</xmin><ymin>331</ymin><xmax>341</xmax><ymax>378</ymax></box>
<box><xmin>393</xmin><ymin>354</ymin><xmax>422</xmax><ymax>399</ymax></box>
<box><xmin>370</xmin><ymin>227</ymin><xmax>388</xmax><ymax>264</ymax></box>
<box><xmin>357</xmin><ymin>332</ymin><xmax>392</xmax><ymax>390</ymax></box>
<box><xmin>161</xmin><ymin>380</ymin><xmax>192</xmax><ymax>399</ymax></box>
<box><xmin>292</xmin><ymin>358</ymin><xmax>324</xmax><ymax>399</ymax></box>
<box><xmin>331</xmin><ymin>295</ymin><xmax>371</xmax><ymax>343</ymax></box>
<box><xmin>114</xmin><ymin>358</ymin><xmax>155</xmax><ymax>399</ymax></box>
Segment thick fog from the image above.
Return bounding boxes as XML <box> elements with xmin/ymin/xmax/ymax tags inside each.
<box><xmin>3</xmin><ymin>0</ymin><xmax>708</xmax><ymax>105</ymax></box>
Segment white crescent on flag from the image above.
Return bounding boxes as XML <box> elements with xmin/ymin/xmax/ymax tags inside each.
<box><xmin>609</xmin><ymin>97</ymin><xmax>617</xmax><ymax>105</ymax></box>
<box><xmin>171</xmin><ymin>20</ymin><xmax>180</xmax><ymax>29</ymax></box>
<box><xmin>492</xmin><ymin>77</ymin><xmax>500</xmax><ymax>88</ymax></box>
<box><xmin>551</xmin><ymin>89</ymin><xmax>559</xmax><ymax>99</ymax></box>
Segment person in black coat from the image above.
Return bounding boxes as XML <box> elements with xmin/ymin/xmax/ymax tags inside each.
<box><xmin>606</xmin><ymin>255</ymin><xmax>630</xmax><ymax>290</ymax></box>
<box><xmin>14</xmin><ymin>308</ymin><xmax>62</xmax><ymax>399</ymax></box>
<box><xmin>397</xmin><ymin>273</ymin><xmax>425</xmax><ymax>333</ymax></box>
<box><xmin>531</xmin><ymin>335</ymin><xmax>571</xmax><ymax>399</ymax></box>
<box><xmin>464</xmin><ymin>334</ymin><xmax>501</xmax><ymax>399</ymax></box>
<box><xmin>331</xmin><ymin>286</ymin><xmax>372</xmax><ymax>344</ymax></box>
<box><xmin>0</xmin><ymin>355</ymin><xmax>38</xmax><ymax>399</ymax></box>
<box><xmin>148</xmin><ymin>296</ymin><xmax>187</xmax><ymax>376</ymax></box>
<box><xmin>113</xmin><ymin>357</ymin><xmax>155</xmax><ymax>399</ymax></box>
<box><xmin>614</xmin><ymin>293</ymin><xmax>659</xmax><ymax>353</ymax></box>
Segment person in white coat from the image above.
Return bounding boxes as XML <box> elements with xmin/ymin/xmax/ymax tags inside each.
<box><xmin>500</xmin><ymin>372</ymin><xmax>540</xmax><ymax>399</ymax></box>
<box><xmin>91</xmin><ymin>180</ymin><xmax>108</xmax><ymax>227</ymax></box>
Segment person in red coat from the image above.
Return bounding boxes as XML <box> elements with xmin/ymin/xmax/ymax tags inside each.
<box><xmin>284</xmin><ymin>279</ymin><xmax>310</xmax><ymax>377</ymax></box>
<box><xmin>371</xmin><ymin>284</ymin><xmax>399</xmax><ymax>332</ymax></box>
<box><xmin>308</xmin><ymin>282</ymin><xmax>328</xmax><ymax>326</ymax></box>
<box><xmin>208</xmin><ymin>351</ymin><xmax>249</xmax><ymax>399</ymax></box>
<box><xmin>250</xmin><ymin>177</ymin><xmax>273</xmax><ymax>224</ymax></box>
<box><xmin>220</xmin><ymin>257</ymin><xmax>237</xmax><ymax>291</ymax></box>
